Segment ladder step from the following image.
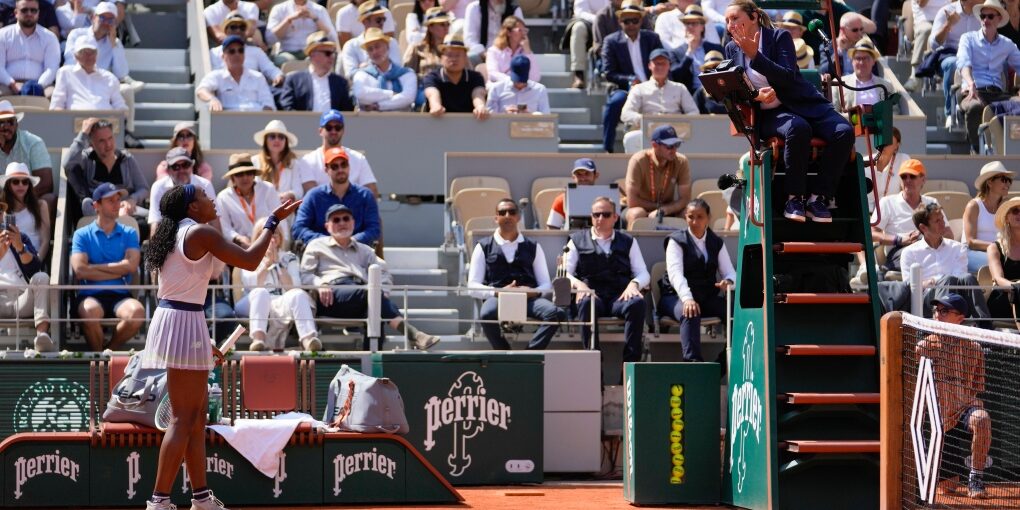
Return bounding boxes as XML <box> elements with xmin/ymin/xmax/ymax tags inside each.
<box><xmin>775</xmin><ymin>293</ymin><xmax>870</xmax><ymax>305</ymax></box>
<box><xmin>779</xmin><ymin>393</ymin><xmax>880</xmax><ymax>405</ymax></box>
<box><xmin>773</xmin><ymin>242</ymin><xmax>863</xmax><ymax>254</ymax></box>
<box><xmin>780</xmin><ymin>440</ymin><xmax>880</xmax><ymax>453</ymax></box>
<box><xmin>778</xmin><ymin>345</ymin><xmax>877</xmax><ymax>356</ymax></box>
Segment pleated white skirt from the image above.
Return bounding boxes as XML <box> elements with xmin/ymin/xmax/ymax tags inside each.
<box><xmin>139</xmin><ymin>307</ymin><xmax>213</xmax><ymax>371</ymax></box>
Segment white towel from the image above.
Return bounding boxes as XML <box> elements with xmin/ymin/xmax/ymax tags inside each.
<box><xmin>208</xmin><ymin>412</ymin><xmax>328</xmax><ymax>477</ymax></box>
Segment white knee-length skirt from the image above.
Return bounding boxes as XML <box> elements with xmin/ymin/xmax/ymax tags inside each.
<box><xmin>139</xmin><ymin>306</ymin><xmax>213</xmax><ymax>371</ymax></box>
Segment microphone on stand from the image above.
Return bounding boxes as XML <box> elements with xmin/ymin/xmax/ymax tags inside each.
<box><xmin>807</xmin><ymin>19</ymin><xmax>832</xmax><ymax>47</ymax></box>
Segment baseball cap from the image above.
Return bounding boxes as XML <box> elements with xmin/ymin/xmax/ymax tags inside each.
<box><xmin>324</xmin><ymin>203</ymin><xmax>353</xmax><ymax>222</ymax></box>
<box><xmin>651</xmin><ymin>125</ymin><xmax>681</xmax><ymax>146</ymax></box>
<box><xmin>572</xmin><ymin>158</ymin><xmax>597</xmax><ymax>174</ymax></box>
<box><xmin>320</xmin><ymin>109</ymin><xmax>345</xmax><ymax>127</ymax></box>
<box><xmin>898</xmin><ymin>158</ymin><xmax>926</xmax><ymax>177</ymax></box>
<box><xmin>222</xmin><ymin>34</ymin><xmax>245</xmax><ymax>49</ymax></box>
<box><xmin>94</xmin><ymin>2</ymin><xmax>117</xmax><ymax>17</ymax></box>
<box><xmin>165</xmin><ymin>147</ymin><xmax>192</xmax><ymax>166</ymax></box>
<box><xmin>324</xmin><ymin>147</ymin><xmax>349</xmax><ymax>165</ymax></box>
<box><xmin>92</xmin><ymin>182</ymin><xmax>128</xmax><ymax>202</ymax></box>
<box><xmin>509</xmin><ymin>55</ymin><xmax>531</xmax><ymax>84</ymax></box>
<box><xmin>75</xmin><ymin>36</ymin><xmax>99</xmax><ymax>54</ymax></box>
<box><xmin>933</xmin><ymin>293</ymin><xmax>968</xmax><ymax>316</ymax></box>
<box><xmin>649</xmin><ymin>48</ymin><xmax>671</xmax><ymax>62</ymax></box>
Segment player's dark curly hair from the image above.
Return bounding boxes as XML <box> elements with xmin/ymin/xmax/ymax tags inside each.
<box><xmin>145</xmin><ymin>185</ymin><xmax>192</xmax><ymax>272</ymax></box>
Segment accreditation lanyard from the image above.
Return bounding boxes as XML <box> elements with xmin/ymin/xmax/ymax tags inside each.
<box><xmin>881</xmin><ymin>151</ymin><xmax>896</xmax><ymax>197</ymax></box>
<box><xmin>235</xmin><ymin>188</ymin><xmax>256</xmax><ymax>224</ymax></box>
<box><xmin>648</xmin><ymin>158</ymin><xmax>672</xmax><ymax>205</ymax></box>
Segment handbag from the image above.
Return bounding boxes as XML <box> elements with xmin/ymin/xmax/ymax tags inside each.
<box><xmin>323</xmin><ymin>365</ymin><xmax>409</xmax><ymax>435</ymax></box>
<box><xmin>102</xmin><ymin>354</ymin><xmax>169</xmax><ymax>429</ymax></box>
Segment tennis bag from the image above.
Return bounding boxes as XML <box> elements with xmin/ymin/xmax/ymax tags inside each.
<box><xmin>102</xmin><ymin>353</ymin><xmax>168</xmax><ymax>429</ymax></box>
<box><xmin>323</xmin><ymin>364</ymin><xmax>409</xmax><ymax>435</ymax></box>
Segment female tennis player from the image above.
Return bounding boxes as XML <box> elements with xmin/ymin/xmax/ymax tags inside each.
<box><xmin>141</xmin><ymin>184</ymin><xmax>300</xmax><ymax>510</ymax></box>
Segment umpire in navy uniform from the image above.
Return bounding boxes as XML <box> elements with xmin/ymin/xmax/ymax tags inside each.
<box><xmin>563</xmin><ymin>196</ymin><xmax>649</xmax><ymax>363</ymax></box>
<box><xmin>468</xmin><ymin>199</ymin><xmax>565</xmax><ymax>349</ymax></box>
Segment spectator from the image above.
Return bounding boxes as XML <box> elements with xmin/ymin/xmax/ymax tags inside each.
<box><xmin>547</xmin><ymin>157</ymin><xmax>599</xmax><ymax>229</ymax></box>
<box><xmin>463</xmin><ymin>0</ymin><xmax>523</xmax><ymax>64</ymax></box>
<box><xmin>352</xmin><ymin>28</ymin><xmax>417</xmax><ymax>111</ymax></box>
<box><xmin>623</xmin><ymin>125</ymin><xmax>691</xmax><ymax>224</ymax></box>
<box><xmin>819</xmin><ymin>12</ymin><xmax>878</xmax><ymax>80</ymax></box>
<box><xmin>148</xmin><ymin>147</ymin><xmax>216</xmax><ymax>230</ymax></box>
<box><xmin>251</xmin><ymin>120</ymin><xmax>316</xmax><ymax>201</ymax></box>
<box><xmin>592</xmin><ymin>0</ymin><xmax>651</xmax><ymax>59</ymax></box>
<box><xmin>0</xmin><ymin>166</ymin><xmax>51</xmax><ymax>351</ymax></box>
<box><xmin>64</xmin><ymin>117</ymin><xmax>148</xmax><ymax>218</ymax></box>
<box><xmin>336</xmin><ymin>0</ymin><xmax>396</xmax><ymax>48</ymax></box>
<box><xmin>562</xmin><ymin>0</ymin><xmax>606</xmax><ymax>89</ymax></box>
<box><xmin>0</xmin><ymin>0</ymin><xmax>60</xmax><ymax>97</ymax></box>
<box><xmin>834</xmin><ymin>38</ymin><xmax>906</xmax><ymax>113</ymax></box>
<box><xmin>656</xmin><ymin>3</ymin><xmax>722</xmax><ymax>51</ymax></box>
<box><xmin>485</xmin><ymin>16</ymin><xmax>539</xmax><ymax>83</ymax></box>
<box><xmin>403</xmin><ymin>0</ymin><xmax>437</xmax><ymax>48</ymax></box>
<box><xmin>3</xmin><ymin>0</ymin><xmax>60</xmax><ymax>37</ymax></box>
<box><xmin>957</xmin><ymin>0</ymin><xmax>1020</xmax><ymax>153</ymax></box>
<box><xmin>291</xmin><ymin>147</ymin><xmax>380</xmax><ymax>245</ymax></box>
<box><xmin>155</xmin><ymin>122</ymin><xmax>213</xmax><ymax>181</ymax></box>
<box><xmin>694</xmin><ymin>50</ymin><xmax>727</xmax><ymax>113</ymax></box>
<box><xmin>871</xmin><ymin>159</ymin><xmax>953</xmax><ymax>273</ymax></box>
<box><xmin>468</xmin><ymin>198</ymin><xmax>564</xmax><ymax>350</ymax></box>
<box><xmin>798</xmin><ymin>1</ymin><xmax>854</xmax><ymax>66</ymax></box>
<box><xmin>0</xmin><ymin>162</ymin><xmax>49</xmax><ymax>261</ymax></box>
<box><xmin>905</xmin><ymin>0</ymin><xmax>954</xmax><ymax>90</ymax></box>
<box><xmin>70</xmin><ymin>182</ymin><xmax>145</xmax><ymax>351</ymax></box>
<box><xmin>900</xmin><ymin>204</ymin><xmax>985</xmax><ymax>316</ymax></box>
<box><xmin>795</xmin><ymin>37</ymin><xmax>814</xmax><ymax>70</ymax></box>
<box><xmin>267</xmin><ymin>0</ymin><xmax>336</xmax><ymax>65</ymax></box>
<box><xmin>205</xmin><ymin>0</ymin><xmax>266</xmax><ymax>49</ymax></box>
<box><xmin>486</xmin><ymin>54</ymin><xmax>550</xmax><ymax>114</ymax></box>
<box><xmin>50</xmin><ymin>36</ymin><xmax>127</xmax><ymax>112</ymax></box>
<box><xmin>403</xmin><ymin>7</ymin><xmax>449</xmax><ymax>108</ymax></box>
<box><xmin>986</xmin><ymin>196</ymin><xmax>1020</xmax><ymax>320</ymax></box>
<box><xmin>963</xmin><ymin>161</ymin><xmax>1013</xmax><ymax>272</ymax></box>
<box><xmin>300</xmin><ymin>203</ymin><xmax>439</xmax><ymax>350</ymax></box>
<box><xmin>196</xmin><ymin>35</ymin><xmax>276</xmax><ymax>112</ymax></box>
<box><xmin>600</xmin><ymin>0</ymin><xmax>663</xmax><ymax>152</ymax></box>
<box><xmin>929</xmin><ymin>0</ymin><xmax>982</xmax><ymax>122</ymax></box>
<box><xmin>665</xmin><ymin>5</ymin><xmax>724</xmax><ymax>92</ymax></box>
<box><xmin>237</xmin><ymin>216</ymin><xmax>319</xmax><ymax>351</ymax></box>
<box><xmin>777</xmin><ymin>10</ymin><xmax>807</xmax><ymax>39</ymax></box>
<box><xmin>0</xmin><ymin>101</ymin><xmax>54</xmax><ymax>212</ymax></box>
<box><xmin>340</xmin><ymin>2</ymin><xmax>401</xmax><ymax>78</ymax></box>
<box><xmin>564</xmin><ymin>196</ymin><xmax>649</xmax><ymax>367</ymax></box>
<box><xmin>216</xmin><ymin>153</ymin><xmax>281</xmax><ymax>249</ymax></box>
<box><xmin>279</xmin><ymin>30</ymin><xmax>355</xmax><ymax>111</ymax></box>
<box><xmin>620</xmin><ymin>48</ymin><xmax>697</xmax><ymax>153</ymax></box>
<box><xmin>423</xmin><ymin>33</ymin><xmax>489</xmax><ymax>118</ymax></box>
<box><xmin>210</xmin><ymin>12</ymin><xmax>283</xmax><ymax>87</ymax></box>
<box><xmin>1003</xmin><ymin>0</ymin><xmax>1020</xmax><ymax>46</ymax></box>
<box><xmin>301</xmin><ymin>110</ymin><xmax>379</xmax><ymax>196</ymax></box>
<box><xmin>659</xmin><ymin>199</ymin><xmax>735</xmax><ymax>361</ymax></box>
<box><xmin>56</xmin><ymin>0</ymin><xmax>126</xmax><ymax>39</ymax></box>
<box><xmin>868</xmin><ymin>126</ymin><xmax>909</xmax><ymax>213</ymax></box>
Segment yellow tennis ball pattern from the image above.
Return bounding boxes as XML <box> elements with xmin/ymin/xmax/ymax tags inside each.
<box><xmin>669</xmin><ymin>384</ymin><xmax>685</xmax><ymax>485</ymax></box>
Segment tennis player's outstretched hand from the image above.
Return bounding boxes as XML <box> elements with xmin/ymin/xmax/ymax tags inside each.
<box><xmin>211</xmin><ymin>346</ymin><xmax>225</xmax><ymax>366</ymax></box>
<box><xmin>272</xmin><ymin>199</ymin><xmax>303</xmax><ymax>221</ymax></box>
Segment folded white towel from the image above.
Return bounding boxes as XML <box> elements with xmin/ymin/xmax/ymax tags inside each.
<box><xmin>209</xmin><ymin>412</ymin><xmax>329</xmax><ymax>477</ymax></box>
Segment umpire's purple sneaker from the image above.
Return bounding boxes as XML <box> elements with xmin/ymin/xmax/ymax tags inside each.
<box><xmin>806</xmin><ymin>196</ymin><xmax>832</xmax><ymax>223</ymax></box>
<box><xmin>784</xmin><ymin>197</ymin><xmax>806</xmax><ymax>222</ymax></box>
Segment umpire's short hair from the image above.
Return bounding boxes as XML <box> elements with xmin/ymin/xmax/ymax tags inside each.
<box><xmin>912</xmin><ymin>202</ymin><xmax>943</xmax><ymax>229</ymax></box>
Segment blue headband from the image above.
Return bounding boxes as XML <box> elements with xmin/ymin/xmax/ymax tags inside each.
<box><xmin>182</xmin><ymin>183</ymin><xmax>196</xmax><ymax>207</ymax></box>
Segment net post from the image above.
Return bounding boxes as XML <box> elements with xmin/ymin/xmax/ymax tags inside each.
<box><xmin>367</xmin><ymin>264</ymin><xmax>381</xmax><ymax>352</ymax></box>
<box><xmin>880</xmin><ymin>311</ymin><xmax>904</xmax><ymax>509</ymax></box>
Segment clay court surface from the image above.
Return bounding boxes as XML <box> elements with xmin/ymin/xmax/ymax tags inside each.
<box><xmin>930</xmin><ymin>483</ymin><xmax>1020</xmax><ymax>509</ymax></box>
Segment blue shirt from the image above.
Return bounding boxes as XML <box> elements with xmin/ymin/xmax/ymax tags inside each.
<box><xmin>71</xmin><ymin>221</ymin><xmax>140</xmax><ymax>295</ymax></box>
<box><xmin>957</xmin><ymin>31</ymin><xmax>1020</xmax><ymax>90</ymax></box>
<box><xmin>291</xmin><ymin>183</ymin><xmax>380</xmax><ymax>246</ymax></box>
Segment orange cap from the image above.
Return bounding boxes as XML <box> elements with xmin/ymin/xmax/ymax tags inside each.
<box><xmin>324</xmin><ymin>147</ymin><xmax>349</xmax><ymax>165</ymax></box>
<box><xmin>898</xmin><ymin>158</ymin><xmax>926</xmax><ymax>177</ymax></box>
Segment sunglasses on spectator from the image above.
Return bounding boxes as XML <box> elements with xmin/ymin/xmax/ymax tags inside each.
<box><xmin>225</xmin><ymin>47</ymin><xmax>244</xmax><ymax>55</ymax></box>
<box><xmin>0</xmin><ymin>119</ymin><xmax>16</xmax><ymax>127</ymax></box>
<box><xmin>981</xmin><ymin>13</ymin><xmax>999</xmax><ymax>19</ymax></box>
<box><xmin>848</xmin><ymin>27</ymin><xmax>863</xmax><ymax>32</ymax></box>
<box><xmin>330</xmin><ymin>216</ymin><xmax>354</xmax><ymax>223</ymax></box>
<box><xmin>496</xmin><ymin>209</ymin><xmax>518</xmax><ymax>216</ymax></box>
<box><xmin>226</xmin><ymin>23</ymin><xmax>246</xmax><ymax>31</ymax></box>
<box><xmin>327</xmin><ymin>162</ymin><xmax>350</xmax><ymax>170</ymax></box>
<box><xmin>176</xmin><ymin>132</ymin><xmax>195</xmax><ymax>140</ymax></box>
<box><xmin>591</xmin><ymin>211</ymin><xmax>614</xmax><ymax>219</ymax></box>
<box><xmin>316</xmin><ymin>50</ymin><xmax>336</xmax><ymax>57</ymax></box>
<box><xmin>368</xmin><ymin>16</ymin><xmax>386</xmax><ymax>24</ymax></box>
<box><xmin>170</xmin><ymin>162</ymin><xmax>192</xmax><ymax>171</ymax></box>
<box><xmin>266</xmin><ymin>133</ymin><xmax>288</xmax><ymax>141</ymax></box>
<box><xmin>19</xmin><ymin>7</ymin><xmax>38</xmax><ymax>13</ymax></box>
<box><xmin>99</xmin><ymin>15</ymin><xmax>116</xmax><ymax>24</ymax></box>
<box><xmin>996</xmin><ymin>175</ymin><xmax>1014</xmax><ymax>184</ymax></box>
<box><xmin>323</xmin><ymin>123</ymin><xmax>344</xmax><ymax>132</ymax></box>
<box><xmin>621</xmin><ymin>18</ymin><xmax>640</xmax><ymax>25</ymax></box>
<box><xmin>900</xmin><ymin>174</ymin><xmax>919</xmax><ymax>180</ymax></box>
<box><xmin>8</xmin><ymin>179</ymin><xmax>30</xmax><ymax>186</ymax></box>
<box><xmin>933</xmin><ymin>306</ymin><xmax>961</xmax><ymax>316</ymax></box>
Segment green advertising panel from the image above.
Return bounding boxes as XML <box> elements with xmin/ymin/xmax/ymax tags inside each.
<box><xmin>322</xmin><ymin>440</ymin><xmax>407</xmax><ymax>503</ymax></box>
<box><xmin>372</xmin><ymin>352</ymin><xmax>543</xmax><ymax>485</ymax></box>
<box><xmin>3</xmin><ymin>441</ymin><xmax>90</xmax><ymax>507</ymax></box>
<box><xmin>623</xmin><ymin>362</ymin><xmax>721</xmax><ymax>505</ymax></box>
<box><xmin>0</xmin><ymin>361</ymin><xmax>91</xmax><ymax>440</ymax></box>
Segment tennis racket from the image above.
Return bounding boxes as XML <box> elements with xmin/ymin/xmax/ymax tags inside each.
<box><xmin>154</xmin><ymin>393</ymin><xmax>173</xmax><ymax>432</ymax></box>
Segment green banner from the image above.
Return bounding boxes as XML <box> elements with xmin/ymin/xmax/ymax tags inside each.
<box><xmin>4</xmin><ymin>442</ymin><xmax>89</xmax><ymax>507</ymax></box>
<box><xmin>1</xmin><ymin>361</ymin><xmax>91</xmax><ymax>439</ymax></box>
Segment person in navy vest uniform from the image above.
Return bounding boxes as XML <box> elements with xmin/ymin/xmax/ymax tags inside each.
<box><xmin>468</xmin><ymin>199</ymin><xmax>566</xmax><ymax>349</ymax></box>
<box><xmin>723</xmin><ymin>0</ymin><xmax>854</xmax><ymax>224</ymax></box>
<box><xmin>658</xmin><ymin>199</ymin><xmax>735</xmax><ymax>361</ymax></box>
<box><xmin>563</xmin><ymin>196</ymin><xmax>650</xmax><ymax>365</ymax></box>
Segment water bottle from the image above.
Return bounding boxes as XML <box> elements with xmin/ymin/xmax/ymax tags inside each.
<box><xmin>208</xmin><ymin>384</ymin><xmax>223</xmax><ymax>424</ymax></box>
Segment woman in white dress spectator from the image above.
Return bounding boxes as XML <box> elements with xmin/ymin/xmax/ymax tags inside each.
<box><xmin>235</xmin><ymin>216</ymin><xmax>320</xmax><ymax>352</ymax></box>
<box><xmin>0</xmin><ymin>163</ymin><xmax>50</xmax><ymax>262</ymax></box>
<box><xmin>405</xmin><ymin>0</ymin><xmax>438</xmax><ymax>47</ymax></box>
<box><xmin>155</xmin><ymin>122</ymin><xmax>213</xmax><ymax>181</ymax></box>
<box><xmin>251</xmin><ymin>120</ymin><xmax>317</xmax><ymax>201</ymax></box>
<box><xmin>216</xmin><ymin>153</ymin><xmax>284</xmax><ymax>249</ymax></box>
<box><xmin>484</xmin><ymin>16</ymin><xmax>539</xmax><ymax>83</ymax></box>
<box><xmin>963</xmin><ymin>161</ymin><xmax>1014</xmax><ymax>273</ymax></box>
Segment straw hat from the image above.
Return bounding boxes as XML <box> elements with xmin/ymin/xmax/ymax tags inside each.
<box><xmin>974</xmin><ymin>0</ymin><xmax>1010</xmax><ymax>28</ymax></box>
<box><xmin>357</xmin><ymin>0</ymin><xmax>387</xmax><ymax>21</ymax></box>
<box><xmin>220</xmin><ymin>11</ymin><xmax>252</xmax><ymax>32</ymax></box>
<box><xmin>701</xmin><ymin>50</ymin><xmax>724</xmax><ymax>71</ymax></box>
<box><xmin>439</xmin><ymin>33</ymin><xmax>468</xmax><ymax>53</ymax></box>
<box><xmin>996</xmin><ymin>196</ymin><xmax>1020</xmax><ymax>229</ymax></box>
<box><xmin>847</xmin><ymin>37</ymin><xmax>880</xmax><ymax>60</ymax></box>
<box><xmin>779</xmin><ymin>11</ymin><xmax>804</xmax><ymax>29</ymax></box>
<box><xmin>616</xmin><ymin>0</ymin><xmax>643</xmax><ymax>19</ymax></box>
<box><xmin>223</xmin><ymin>153</ymin><xmax>259</xmax><ymax>180</ymax></box>
<box><xmin>680</xmin><ymin>4</ymin><xmax>706</xmax><ymax>23</ymax></box>
<box><xmin>975</xmin><ymin>160</ymin><xmax>1015</xmax><ymax>190</ymax></box>
<box><xmin>304</xmin><ymin>31</ymin><xmax>337</xmax><ymax>56</ymax></box>
<box><xmin>424</xmin><ymin>7</ymin><xmax>451</xmax><ymax>25</ymax></box>
<box><xmin>0</xmin><ymin>162</ymin><xmax>39</xmax><ymax>187</ymax></box>
<box><xmin>0</xmin><ymin>100</ymin><xmax>23</xmax><ymax>122</ymax></box>
<box><xmin>253</xmin><ymin>119</ymin><xmax>298</xmax><ymax>147</ymax></box>
<box><xmin>795</xmin><ymin>38</ymin><xmax>813</xmax><ymax>68</ymax></box>
<box><xmin>360</xmin><ymin>27</ymin><xmax>391</xmax><ymax>49</ymax></box>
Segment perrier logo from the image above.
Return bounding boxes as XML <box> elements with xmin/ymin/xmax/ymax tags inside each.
<box><xmin>423</xmin><ymin>371</ymin><xmax>511</xmax><ymax>477</ymax></box>
<box><xmin>14</xmin><ymin>378</ymin><xmax>90</xmax><ymax>433</ymax></box>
